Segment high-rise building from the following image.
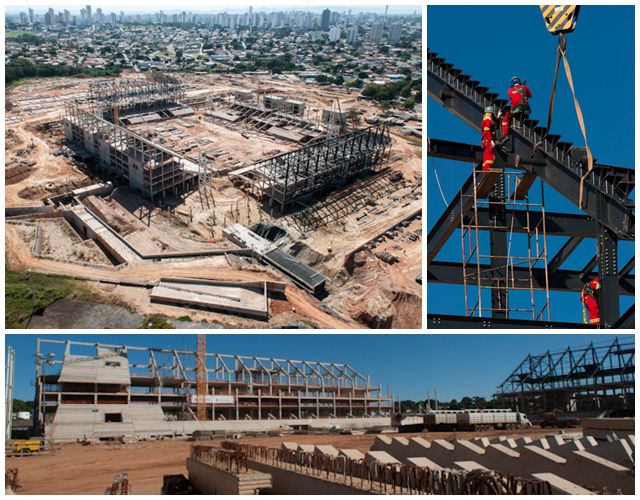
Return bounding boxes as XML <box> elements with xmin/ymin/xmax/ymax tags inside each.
<box><xmin>64</xmin><ymin>10</ymin><xmax>70</xmax><ymax>25</ymax></box>
<box><xmin>110</xmin><ymin>12</ymin><xmax>117</xmax><ymax>27</ymax></box>
<box><xmin>44</xmin><ymin>8</ymin><xmax>55</xmax><ymax>25</ymax></box>
<box><xmin>19</xmin><ymin>11</ymin><xmax>28</xmax><ymax>25</ymax></box>
<box><xmin>86</xmin><ymin>5</ymin><xmax>92</xmax><ymax>25</ymax></box>
<box><xmin>388</xmin><ymin>22</ymin><xmax>402</xmax><ymax>44</ymax></box>
<box><xmin>369</xmin><ymin>22</ymin><xmax>384</xmax><ymax>43</ymax></box>
<box><xmin>346</xmin><ymin>26</ymin><xmax>358</xmax><ymax>45</ymax></box>
<box><xmin>28</xmin><ymin>8</ymin><xmax>34</xmax><ymax>24</ymax></box>
<box><xmin>329</xmin><ymin>26</ymin><xmax>341</xmax><ymax>43</ymax></box>
<box><xmin>320</xmin><ymin>8</ymin><xmax>331</xmax><ymax>30</ymax></box>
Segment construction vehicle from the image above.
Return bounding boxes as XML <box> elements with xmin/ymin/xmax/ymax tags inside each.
<box><xmin>424</xmin><ymin>409</ymin><xmax>532</xmax><ymax>432</ymax></box>
<box><xmin>10</xmin><ymin>439</ymin><xmax>42</xmax><ymax>454</ymax></box>
<box><xmin>538</xmin><ymin>410</ymin><xmax>579</xmax><ymax>429</ymax></box>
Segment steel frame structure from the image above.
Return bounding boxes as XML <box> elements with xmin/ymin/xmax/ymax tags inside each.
<box><xmin>427</xmin><ymin>49</ymin><xmax>635</xmax><ymax>328</ymax></box>
<box><xmin>88</xmin><ymin>73</ymin><xmax>185</xmax><ymax>119</ymax></box>
<box><xmin>495</xmin><ymin>337</ymin><xmax>635</xmax><ymax>412</ymax></box>
<box><xmin>34</xmin><ymin>338</ymin><xmax>393</xmax><ymax>431</ymax></box>
<box><xmin>63</xmin><ymin>104</ymin><xmax>198</xmax><ymax>201</ymax></box>
<box><xmin>246</xmin><ymin>123</ymin><xmax>391</xmax><ymax>212</ymax></box>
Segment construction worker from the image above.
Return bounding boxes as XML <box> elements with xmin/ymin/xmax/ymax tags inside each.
<box><xmin>580</xmin><ymin>276</ymin><xmax>601</xmax><ymax>325</ymax></box>
<box><xmin>499</xmin><ymin>76</ymin><xmax>533</xmax><ymax>140</ymax></box>
<box><xmin>481</xmin><ymin>106</ymin><xmax>497</xmax><ymax>171</ymax></box>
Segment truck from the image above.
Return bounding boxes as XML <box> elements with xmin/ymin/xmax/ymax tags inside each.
<box><xmin>423</xmin><ymin>410</ymin><xmax>463</xmax><ymax>431</ymax></box>
<box><xmin>538</xmin><ymin>411</ymin><xmax>580</xmax><ymax>429</ymax></box>
<box><xmin>456</xmin><ymin>410</ymin><xmax>532</xmax><ymax>431</ymax></box>
<box><xmin>423</xmin><ymin>409</ymin><xmax>532</xmax><ymax>432</ymax></box>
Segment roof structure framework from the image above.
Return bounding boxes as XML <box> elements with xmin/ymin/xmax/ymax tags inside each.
<box><xmin>495</xmin><ymin>336</ymin><xmax>635</xmax><ymax>412</ymax></box>
<box><xmin>427</xmin><ymin>49</ymin><xmax>635</xmax><ymax>329</ymax></box>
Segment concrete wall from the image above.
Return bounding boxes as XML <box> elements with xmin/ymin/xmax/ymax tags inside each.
<box><xmin>187</xmin><ymin>457</ymin><xmax>241</xmax><ymax>494</ymax></box>
<box><xmin>248</xmin><ymin>460</ymin><xmax>370</xmax><ymax>495</ymax></box>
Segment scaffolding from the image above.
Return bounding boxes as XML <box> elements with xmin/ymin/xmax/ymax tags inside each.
<box><xmin>34</xmin><ymin>338</ymin><xmax>393</xmax><ymax>431</ymax></box>
<box><xmin>236</xmin><ymin>123</ymin><xmax>391</xmax><ymax>212</ymax></box>
<box><xmin>495</xmin><ymin>336</ymin><xmax>635</xmax><ymax>413</ymax></box>
<box><xmin>460</xmin><ymin>169</ymin><xmax>551</xmax><ymax>321</ymax></box>
<box><xmin>63</xmin><ymin>104</ymin><xmax>198</xmax><ymax>201</ymax></box>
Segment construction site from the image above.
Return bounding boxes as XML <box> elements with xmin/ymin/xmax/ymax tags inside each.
<box><xmin>427</xmin><ymin>6</ymin><xmax>635</xmax><ymax>329</ymax></box>
<box><xmin>5</xmin><ymin>70</ymin><xmax>422</xmax><ymax>329</ymax></box>
<box><xmin>4</xmin><ymin>335</ymin><xmax>635</xmax><ymax>495</ymax></box>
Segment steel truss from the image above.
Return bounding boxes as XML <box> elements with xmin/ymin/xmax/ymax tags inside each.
<box><xmin>246</xmin><ymin>123</ymin><xmax>391</xmax><ymax>212</ymax></box>
<box><xmin>34</xmin><ymin>338</ymin><xmax>393</xmax><ymax>429</ymax></box>
<box><xmin>427</xmin><ymin>49</ymin><xmax>635</xmax><ymax>328</ymax></box>
<box><xmin>63</xmin><ymin>104</ymin><xmax>198</xmax><ymax>200</ymax></box>
<box><xmin>495</xmin><ymin>337</ymin><xmax>635</xmax><ymax>412</ymax></box>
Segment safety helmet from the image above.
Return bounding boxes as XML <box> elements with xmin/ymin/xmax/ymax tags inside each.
<box><xmin>484</xmin><ymin>105</ymin><xmax>495</xmax><ymax>114</ymax></box>
<box><xmin>511</xmin><ymin>76</ymin><xmax>521</xmax><ymax>86</ymax></box>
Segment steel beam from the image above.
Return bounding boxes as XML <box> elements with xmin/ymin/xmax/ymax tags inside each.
<box><xmin>469</xmin><ymin>209</ymin><xmax>618</xmax><ymax>239</ymax></box>
<box><xmin>428</xmin><ymin>53</ymin><xmax>634</xmax><ymax>238</ymax></box>
<box><xmin>548</xmin><ymin>236</ymin><xmax>583</xmax><ymax>273</ymax></box>
<box><xmin>427</xmin><ymin>171</ymin><xmax>475</xmax><ymax>264</ymax></box>
<box><xmin>428</xmin><ymin>260</ymin><xmax>634</xmax><ymax>295</ymax></box>
<box><xmin>581</xmin><ymin>255</ymin><xmax>598</xmax><ymax>275</ymax></box>
<box><xmin>598</xmin><ymin>224</ymin><xmax>620</xmax><ymax>327</ymax></box>
<box><xmin>613</xmin><ymin>305</ymin><xmax>634</xmax><ymax>329</ymax></box>
<box><xmin>427</xmin><ymin>138</ymin><xmax>634</xmax><ymax>197</ymax></box>
<box><xmin>427</xmin><ymin>313</ymin><xmax>593</xmax><ymax>329</ymax></box>
<box><xmin>489</xmin><ymin>176</ymin><xmax>508</xmax><ymax>317</ymax></box>
<box><xmin>620</xmin><ymin>256</ymin><xmax>635</xmax><ymax>278</ymax></box>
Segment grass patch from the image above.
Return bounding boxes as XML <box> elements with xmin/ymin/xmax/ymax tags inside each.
<box><xmin>5</xmin><ymin>271</ymin><xmax>75</xmax><ymax>327</ymax></box>
<box><xmin>176</xmin><ymin>315</ymin><xmax>192</xmax><ymax>322</ymax></box>
<box><xmin>139</xmin><ymin>315</ymin><xmax>175</xmax><ymax>329</ymax></box>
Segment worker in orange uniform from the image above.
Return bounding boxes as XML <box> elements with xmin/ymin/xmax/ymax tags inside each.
<box><xmin>500</xmin><ymin>76</ymin><xmax>533</xmax><ymax>140</ymax></box>
<box><xmin>481</xmin><ymin>106</ymin><xmax>497</xmax><ymax>171</ymax></box>
<box><xmin>580</xmin><ymin>276</ymin><xmax>601</xmax><ymax>325</ymax></box>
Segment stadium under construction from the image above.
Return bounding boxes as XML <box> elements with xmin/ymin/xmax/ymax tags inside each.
<box><xmin>32</xmin><ymin>338</ymin><xmax>394</xmax><ymax>442</ymax></box>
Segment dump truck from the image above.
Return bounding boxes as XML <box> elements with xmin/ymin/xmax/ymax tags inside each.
<box><xmin>538</xmin><ymin>411</ymin><xmax>580</xmax><ymax>429</ymax></box>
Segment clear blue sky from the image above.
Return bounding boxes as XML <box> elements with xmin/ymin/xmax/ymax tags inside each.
<box><xmin>427</xmin><ymin>5</ymin><xmax>635</xmax><ymax>322</ymax></box>
<box><xmin>5</xmin><ymin>333</ymin><xmax>632</xmax><ymax>403</ymax></box>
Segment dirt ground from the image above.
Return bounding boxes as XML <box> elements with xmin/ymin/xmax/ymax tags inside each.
<box><xmin>6</xmin><ymin>427</ymin><xmax>569</xmax><ymax>495</ymax></box>
<box><xmin>5</xmin><ymin>72</ymin><xmax>422</xmax><ymax>329</ymax></box>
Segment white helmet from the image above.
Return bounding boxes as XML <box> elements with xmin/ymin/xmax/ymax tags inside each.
<box><xmin>484</xmin><ymin>105</ymin><xmax>495</xmax><ymax>114</ymax></box>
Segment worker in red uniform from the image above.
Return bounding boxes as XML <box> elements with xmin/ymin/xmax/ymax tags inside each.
<box><xmin>500</xmin><ymin>76</ymin><xmax>533</xmax><ymax>139</ymax></box>
<box><xmin>580</xmin><ymin>276</ymin><xmax>601</xmax><ymax>325</ymax></box>
<box><xmin>481</xmin><ymin>105</ymin><xmax>497</xmax><ymax>171</ymax></box>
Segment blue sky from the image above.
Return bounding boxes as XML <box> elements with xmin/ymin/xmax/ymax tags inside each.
<box><xmin>5</xmin><ymin>333</ymin><xmax>632</xmax><ymax>403</ymax></box>
<box><xmin>427</xmin><ymin>5</ymin><xmax>635</xmax><ymax>322</ymax></box>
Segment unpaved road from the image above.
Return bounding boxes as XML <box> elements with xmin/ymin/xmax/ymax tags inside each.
<box><xmin>6</xmin><ymin>224</ymin><xmax>357</xmax><ymax>329</ymax></box>
<box><xmin>6</xmin><ymin>427</ymin><xmax>569</xmax><ymax>495</ymax></box>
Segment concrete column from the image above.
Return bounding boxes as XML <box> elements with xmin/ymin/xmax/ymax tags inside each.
<box><xmin>278</xmin><ymin>390</ymin><xmax>282</xmax><ymax>420</ymax></box>
<box><xmin>298</xmin><ymin>397</ymin><xmax>301</xmax><ymax>419</ymax></box>
<box><xmin>258</xmin><ymin>389</ymin><xmax>262</xmax><ymax>420</ymax></box>
<box><xmin>235</xmin><ymin>388</ymin><xmax>239</xmax><ymax>420</ymax></box>
<box><xmin>212</xmin><ymin>387</ymin><xmax>215</xmax><ymax>421</ymax></box>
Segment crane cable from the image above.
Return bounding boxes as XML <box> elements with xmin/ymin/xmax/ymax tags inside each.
<box><xmin>538</xmin><ymin>34</ymin><xmax>594</xmax><ymax>208</ymax></box>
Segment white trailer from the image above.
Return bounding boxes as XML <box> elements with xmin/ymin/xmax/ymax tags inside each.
<box><xmin>456</xmin><ymin>409</ymin><xmax>532</xmax><ymax>431</ymax></box>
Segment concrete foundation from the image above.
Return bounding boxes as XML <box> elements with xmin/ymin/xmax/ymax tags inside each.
<box><xmin>187</xmin><ymin>457</ymin><xmax>271</xmax><ymax>494</ymax></box>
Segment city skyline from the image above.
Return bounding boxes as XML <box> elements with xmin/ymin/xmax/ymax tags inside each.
<box><xmin>6</xmin><ymin>3</ymin><xmax>421</xmax><ymax>16</ymax></box>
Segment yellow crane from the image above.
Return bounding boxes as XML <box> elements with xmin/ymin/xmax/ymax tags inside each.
<box><xmin>196</xmin><ymin>335</ymin><xmax>207</xmax><ymax>420</ymax></box>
